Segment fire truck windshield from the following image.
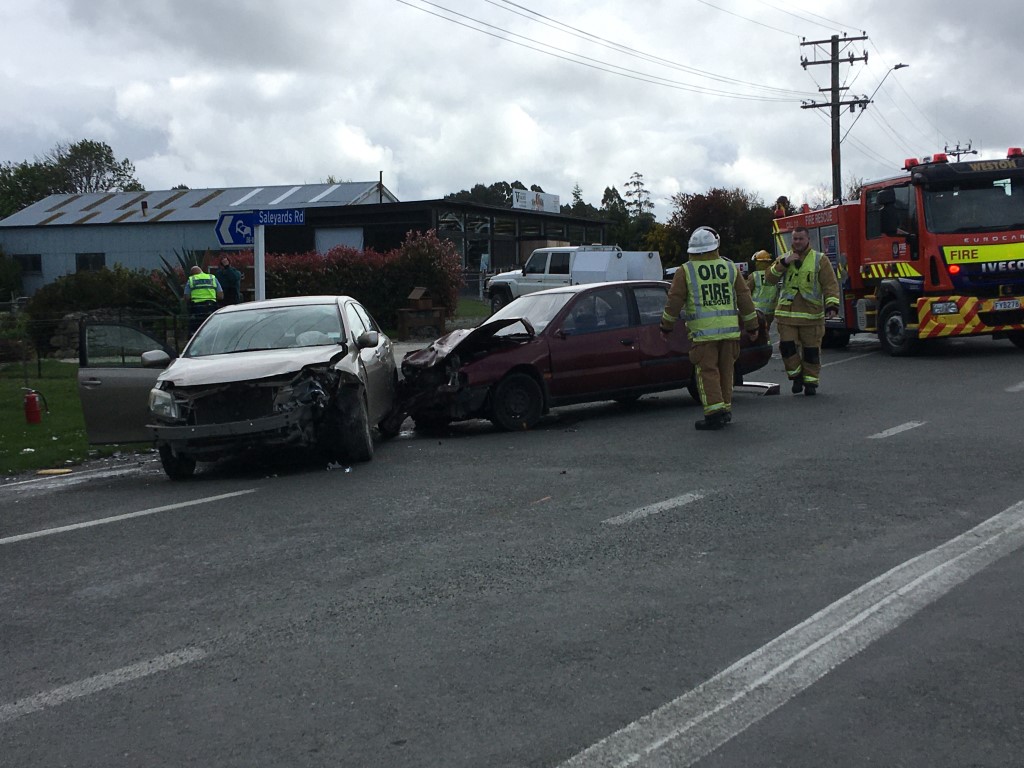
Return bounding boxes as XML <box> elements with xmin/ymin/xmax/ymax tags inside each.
<box><xmin>922</xmin><ymin>177</ymin><xmax>1024</xmax><ymax>234</ymax></box>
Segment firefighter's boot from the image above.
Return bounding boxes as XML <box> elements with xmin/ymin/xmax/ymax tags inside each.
<box><xmin>804</xmin><ymin>383</ymin><xmax>817</xmax><ymax>396</ymax></box>
<box><xmin>695</xmin><ymin>412</ymin><xmax>728</xmax><ymax>431</ymax></box>
<box><xmin>791</xmin><ymin>376</ymin><xmax>804</xmax><ymax>394</ymax></box>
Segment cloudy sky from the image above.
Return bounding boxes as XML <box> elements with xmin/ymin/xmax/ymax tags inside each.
<box><xmin>2</xmin><ymin>1</ymin><xmax>1020</xmax><ymax>221</ymax></box>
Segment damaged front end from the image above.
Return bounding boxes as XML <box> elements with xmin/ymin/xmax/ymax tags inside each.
<box><xmin>149</xmin><ymin>364</ymin><xmax>359</xmax><ymax>459</ymax></box>
<box><xmin>396</xmin><ymin>318</ymin><xmax>534</xmax><ymax>426</ymax></box>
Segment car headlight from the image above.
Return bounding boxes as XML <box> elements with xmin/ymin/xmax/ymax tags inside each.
<box><xmin>149</xmin><ymin>388</ymin><xmax>179</xmax><ymax>420</ymax></box>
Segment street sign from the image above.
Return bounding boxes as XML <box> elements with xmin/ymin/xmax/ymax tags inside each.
<box><xmin>215</xmin><ymin>211</ymin><xmax>256</xmax><ymax>246</ymax></box>
<box><xmin>256</xmin><ymin>208</ymin><xmax>306</xmax><ymax>226</ymax></box>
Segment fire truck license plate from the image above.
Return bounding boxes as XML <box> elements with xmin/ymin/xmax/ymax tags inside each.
<box><xmin>994</xmin><ymin>299</ymin><xmax>1021</xmax><ymax>311</ymax></box>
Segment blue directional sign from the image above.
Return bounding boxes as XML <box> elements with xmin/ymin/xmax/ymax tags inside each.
<box><xmin>257</xmin><ymin>208</ymin><xmax>306</xmax><ymax>226</ymax></box>
<box><xmin>215</xmin><ymin>211</ymin><xmax>256</xmax><ymax>246</ymax></box>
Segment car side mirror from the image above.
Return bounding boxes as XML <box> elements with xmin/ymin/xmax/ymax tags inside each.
<box><xmin>141</xmin><ymin>349</ymin><xmax>171</xmax><ymax>368</ymax></box>
<box><xmin>356</xmin><ymin>330</ymin><xmax>379</xmax><ymax>349</ymax></box>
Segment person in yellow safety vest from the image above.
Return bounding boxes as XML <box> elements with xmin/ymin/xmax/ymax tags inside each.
<box><xmin>765</xmin><ymin>226</ymin><xmax>840</xmax><ymax>396</ymax></box>
<box><xmin>184</xmin><ymin>265</ymin><xmax>224</xmax><ymax>336</ymax></box>
<box><xmin>746</xmin><ymin>250</ymin><xmax>778</xmax><ymax>332</ymax></box>
<box><xmin>660</xmin><ymin>226</ymin><xmax>760</xmax><ymax>431</ymax></box>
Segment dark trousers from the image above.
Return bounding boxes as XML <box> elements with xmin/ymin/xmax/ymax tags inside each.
<box><xmin>188</xmin><ymin>301</ymin><xmax>217</xmax><ymax>335</ymax></box>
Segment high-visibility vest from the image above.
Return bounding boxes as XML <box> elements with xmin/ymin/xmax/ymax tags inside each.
<box><xmin>187</xmin><ymin>272</ymin><xmax>218</xmax><ymax>303</ymax></box>
<box><xmin>776</xmin><ymin>249</ymin><xmax>824</xmax><ymax>320</ymax></box>
<box><xmin>682</xmin><ymin>258</ymin><xmax>740</xmax><ymax>341</ymax></box>
<box><xmin>750</xmin><ymin>270</ymin><xmax>778</xmax><ymax>315</ymax></box>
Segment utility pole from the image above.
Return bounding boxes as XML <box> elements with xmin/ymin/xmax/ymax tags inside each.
<box><xmin>945</xmin><ymin>141</ymin><xmax>978</xmax><ymax>161</ymax></box>
<box><xmin>800</xmin><ymin>34</ymin><xmax>869</xmax><ymax>204</ymax></box>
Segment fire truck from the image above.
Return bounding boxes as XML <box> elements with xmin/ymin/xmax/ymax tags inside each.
<box><xmin>772</xmin><ymin>148</ymin><xmax>1024</xmax><ymax>354</ymax></box>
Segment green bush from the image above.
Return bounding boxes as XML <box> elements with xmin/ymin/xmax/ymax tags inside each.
<box><xmin>24</xmin><ymin>265</ymin><xmax>177</xmax><ymax>351</ymax></box>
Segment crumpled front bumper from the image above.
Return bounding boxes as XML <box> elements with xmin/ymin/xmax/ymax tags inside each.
<box><xmin>150</xmin><ymin>407</ymin><xmax>316</xmax><ymax>458</ymax></box>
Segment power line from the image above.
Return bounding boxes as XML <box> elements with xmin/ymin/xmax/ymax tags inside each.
<box><xmin>692</xmin><ymin>0</ymin><xmax>800</xmax><ymax>38</ymax></box>
<box><xmin>492</xmin><ymin>0</ymin><xmax>814</xmax><ymax>96</ymax></box>
<box><xmin>755</xmin><ymin>1</ymin><xmax>861</xmax><ymax>35</ymax></box>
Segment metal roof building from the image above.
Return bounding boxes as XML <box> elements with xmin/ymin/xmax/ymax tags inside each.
<box><xmin>0</xmin><ymin>181</ymin><xmax>607</xmax><ymax>295</ymax></box>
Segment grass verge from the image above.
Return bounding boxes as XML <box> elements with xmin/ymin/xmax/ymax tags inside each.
<box><xmin>0</xmin><ymin>359</ymin><xmax>126</xmax><ymax>476</ymax></box>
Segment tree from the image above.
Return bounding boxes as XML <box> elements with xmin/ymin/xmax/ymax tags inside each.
<box><xmin>444</xmin><ymin>180</ymin><xmax>533</xmax><ymax>208</ymax></box>
<box><xmin>666</xmin><ymin>187</ymin><xmax>772</xmax><ymax>262</ymax></box>
<box><xmin>560</xmin><ymin>183</ymin><xmax>601</xmax><ymax>219</ymax></box>
<box><xmin>623</xmin><ymin>171</ymin><xmax>655</xmax><ymax>220</ymax></box>
<box><xmin>0</xmin><ymin>139</ymin><xmax>144</xmax><ymax>217</ymax></box>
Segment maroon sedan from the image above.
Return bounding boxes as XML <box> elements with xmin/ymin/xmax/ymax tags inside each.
<box><xmin>398</xmin><ymin>280</ymin><xmax>771</xmax><ymax>431</ymax></box>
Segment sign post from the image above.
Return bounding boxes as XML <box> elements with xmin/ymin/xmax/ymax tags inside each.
<box><xmin>215</xmin><ymin>209</ymin><xmax>307</xmax><ymax>302</ymax></box>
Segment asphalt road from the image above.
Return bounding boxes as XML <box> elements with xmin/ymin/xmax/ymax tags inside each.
<box><xmin>2</xmin><ymin>334</ymin><xmax>1023</xmax><ymax>767</ymax></box>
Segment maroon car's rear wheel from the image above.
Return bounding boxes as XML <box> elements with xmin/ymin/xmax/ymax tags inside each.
<box><xmin>490</xmin><ymin>373</ymin><xmax>543</xmax><ymax>431</ymax></box>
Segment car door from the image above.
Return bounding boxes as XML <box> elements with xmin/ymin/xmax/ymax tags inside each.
<box><xmin>351</xmin><ymin>300</ymin><xmax>396</xmax><ymax>422</ymax></box>
<box><xmin>518</xmin><ymin>251</ymin><xmax>550</xmax><ymax>294</ymax></box>
<box><xmin>77</xmin><ymin>322</ymin><xmax>175</xmax><ymax>443</ymax></box>
<box><xmin>344</xmin><ymin>301</ymin><xmax>390</xmax><ymax>422</ymax></box>
<box><xmin>546</xmin><ymin>285</ymin><xmax>641</xmax><ymax>398</ymax></box>
<box><xmin>631</xmin><ymin>284</ymin><xmax>693</xmax><ymax>387</ymax></box>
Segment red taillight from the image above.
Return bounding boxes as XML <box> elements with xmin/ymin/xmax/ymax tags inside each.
<box><xmin>949</xmin><ymin>264</ymin><xmax>961</xmax><ymax>275</ymax></box>
<box><xmin>1009</xmin><ymin>147</ymin><xmax>1023</xmax><ymax>158</ymax></box>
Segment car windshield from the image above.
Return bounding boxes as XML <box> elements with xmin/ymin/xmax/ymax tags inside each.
<box><xmin>485</xmin><ymin>292</ymin><xmax>574</xmax><ymax>334</ymax></box>
<box><xmin>185</xmin><ymin>304</ymin><xmax>344</xmax><ymax>357</ymax></box>
<box><xmin>922</xmin><ymin>177</ymin><xmax>1024</xmax><ymax>233</ymax></box>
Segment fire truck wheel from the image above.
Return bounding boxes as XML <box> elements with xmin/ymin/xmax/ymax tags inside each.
<box><xmin>878</xmin><ymin>302</ymin><xmax>918</xmax><ymax>356</ymax></box>
<box><xmin>823</xmin><ymin>328</ymin><xmax>851</xmax><ymax>348</ymax></box>
<box><xmin>1008</xmin><ymin>332</ymin><xmax>1024</xmax><ymax>351</ymax></box>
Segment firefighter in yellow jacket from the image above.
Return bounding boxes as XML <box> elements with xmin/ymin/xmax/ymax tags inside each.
<box><xmin>765</xmin><ymin>226</ymin><xmax>840</xmax><ymax>395</ymax></box>
<box><xmin>746</xmin><ymin>249</ymin><xmax>778</xmax><ymax>331</ymax></box>
<box><xmin>660</xmin><ymin>226</ymin><xmax>759</xmax><ymax>431</ymax></box>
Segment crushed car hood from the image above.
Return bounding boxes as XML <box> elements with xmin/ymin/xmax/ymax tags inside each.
<box><xmin>403</xmin><ymin>318</ymin><xmax>533</xmax><ymax>368</ymax></box>
<box><xmin>159</xmin><ymin>346</ymin><xmax>348</xmax><ymax>387</ymax></box>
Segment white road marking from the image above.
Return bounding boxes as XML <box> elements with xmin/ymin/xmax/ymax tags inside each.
<box><xmin>0</xmin><ymin>489</ymin><xmax>256</xmax><ymax>545</ymax></box>
<box><xmin>822</xmin><ymin>352</ymin><xmax>875</xmax><ymax>367</ymax></box>
<box><xmin>603</xmin><ymin>492</ymin><xmax>704</xmax><ymax>526</ymax></box>
<box><xmin>0</xmin><ymin>647</ymin><xmax>207</xmax><ymax>723</ymax></box>
<box><xmin>868</xmin><ymin>421</ymin><xmax>926</xmax><ymax>439</ymax></box>
<box><xmin>1006</xmin><ymin>381</ymin><xmax>1024</xmax><ymax>393</ymax></box>
<box><xmin>561</xmin><ymin>499</ymin><xmax>1024</xmax><ymax>768</ymax></box>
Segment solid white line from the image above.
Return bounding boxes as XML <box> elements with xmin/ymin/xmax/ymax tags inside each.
<box><xmin>560</xmin><ymin>499</ymin><xmax>1024</xmax><ymax>768</ymax></box>
<box><xmin>603</xmin><ymin>493</ymin><xmax>704</xmax><ymax>526</ymax></box>
<box><xmin>1006</xmin><ymin>381</ymin><xmax>1024</xmax><ymax>393</ymax></box>
<box><xmin>0</xmin><ymin>489</ymin><xmax>256</xmax><ymax>545</ymax></box>
<box><xmin>0</xmin><ymin>648</ymin><xmax>207</xmax><ymax>723</ymax></box>
<box><xmin>868</xmin><ymin>421</ymin><xmax>926</xmax><ymax>439</ymax></box>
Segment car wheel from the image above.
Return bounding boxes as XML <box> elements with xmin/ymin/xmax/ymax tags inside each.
<box><xmin>490</xmin><ymin>373</ymin><xmax>543</xmax><ymax>431</ymax></box>
<box><xmin>338</xmin><ymin>387</ymin><xmax>374</xmax><ymax>462</ymax></box>
<box><xmin>158</xmin><ymin>444</ymin><xmax>196</xmax><ymax>480</ymax></box>
<box><xmin>823</xmin><ymin>328</ymin><xmax>851</xmax><ymax>348</ymax></box>
<box><xmin>686</xmin><ymin>375</ymin><xmax>701</xmax><ymax>404</ymax></box>
<box><xmin>878</xmin><ymin>302</ymin><xmax>917</xmax><ymax>356</ymax></box>
<box><xmin>378</xmin><ymin>409</ymin><xmax>405</xmax><ymax>439</ymax></box>
<box><xmin>1008</xmin><ymin>331</ymin><xmax>1024</xmax><ymax>350</ymax></box>
<box><xmin>490</xmin><ymin>290</ymin><xmax>510</xmax><ymax>315</ymax></box>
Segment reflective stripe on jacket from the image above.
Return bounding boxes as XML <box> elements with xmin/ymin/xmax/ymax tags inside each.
<box><xmin>681</xmin><ymin>258</ymin><xmax>741</xmax><ymax>341</ymax></box>
<box><xmin>187</xmin><ymin>272</ymin><xmax>218</xmax><ymax>303</ymax></box>
<box><xmin>749</xmin><ymin>270</ymin><xmax>778</xmax><ymax>315</ymax></box>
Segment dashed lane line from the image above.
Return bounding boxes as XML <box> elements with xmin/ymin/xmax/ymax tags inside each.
<box><xmin>867</xmin><ymin>421</ymin><xmax>926</xmax><ymax>439</ymax></box>
<box><xmin>602</xmin><ymin>492</ymin><xmax>705</xmax><ymax>526</ymax></box>
<box><xmin>0</xmin><ymin>489</ymin><xmax>256</xmax><ymax>545</ymax></box>
<box><xmin>0</xmin><ymin>648</ymin><xmax>207</xmax><ymax>723</ymax></box>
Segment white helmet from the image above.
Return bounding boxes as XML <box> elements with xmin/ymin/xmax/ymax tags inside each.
<box><xmin>688</xmin><ymin>226</ymin><xmax>720</xmax><ymax>254</ymax></box>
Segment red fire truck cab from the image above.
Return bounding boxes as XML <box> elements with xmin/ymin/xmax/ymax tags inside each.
<box><xmin>773</xmin><ymin>149</ymin><xmax>1024</xmax><ymax>354</ymax></box>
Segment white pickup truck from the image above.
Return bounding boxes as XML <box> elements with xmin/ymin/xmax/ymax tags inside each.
<box><xmin>485</xmin><ymin>245</ymin><xmax>664</xmax><ymax>313</ymax></box>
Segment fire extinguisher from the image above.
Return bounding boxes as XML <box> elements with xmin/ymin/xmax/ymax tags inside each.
<box><xmin>23</xmin><ymin>388</ymin><xmax>48</xmax><ymax>425</ymax></box>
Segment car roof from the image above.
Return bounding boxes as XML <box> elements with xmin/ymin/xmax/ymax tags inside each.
<box><xmin>215</xmin><ymin>295</ymin><xmax>351</xmax><ymax>313</ymax></box>
<box><xmin>527</xmin><ymin>280</ymin><xmax>669</xmax><ymax>297</ymax></box>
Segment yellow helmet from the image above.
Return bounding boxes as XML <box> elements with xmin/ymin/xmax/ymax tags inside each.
<box><xmin>753</xmin><ymin>250</ymin><xmax>772</xmax><ymax>262</ymax></box>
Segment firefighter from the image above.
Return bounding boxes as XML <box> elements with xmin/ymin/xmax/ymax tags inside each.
<box><xmin>660</xmin><ymin>226</ymin><xmax>759</xmax><ymax>430</ymax></box>
<box><xmin>746</xmin><ymin>249</ymin><xmax>778</xmax><ymax>331</ymax></box>
<box><xmin>766</xmin><ymin>226</ymin><xmax>840</xmax><ymax>395</ymax></box>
